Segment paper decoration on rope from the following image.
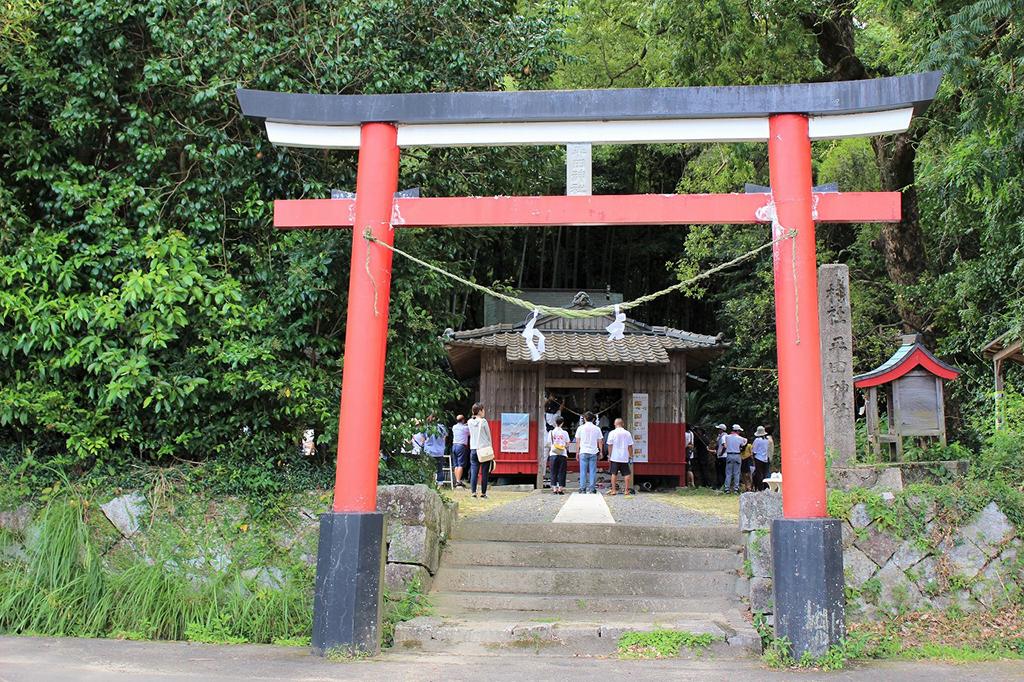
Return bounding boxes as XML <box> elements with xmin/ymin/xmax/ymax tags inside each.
<box><xmin>606</xmin><ymin>305</ymin><xmax>625</xmax><ymax>341</ymax></box>
<box><xmin>522</xmin><ymin>309</ymin><xmax>546</xmax><ymax>361</ymax></box>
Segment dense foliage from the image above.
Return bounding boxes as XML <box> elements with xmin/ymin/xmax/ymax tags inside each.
<box><xmin>0</xmin><ymin>0</ymin><xmax>563</xmax><ymax>490</ymax></box>
<box><xmin>1</xmin><ymin>0</ymin><xmax>1022</xmax><ymax>492</ymax></box>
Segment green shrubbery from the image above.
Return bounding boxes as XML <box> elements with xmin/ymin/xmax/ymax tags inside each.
<box><xmin>0</xmin><ymin>496</ymin><xmax>311</xmax><ymax>643</ymax></box>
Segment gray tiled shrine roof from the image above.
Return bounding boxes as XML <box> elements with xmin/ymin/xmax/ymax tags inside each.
<box><xmin>445</xmin><ymin>313</ymin><xmax>724</xmax><ymax>375</ymax></box>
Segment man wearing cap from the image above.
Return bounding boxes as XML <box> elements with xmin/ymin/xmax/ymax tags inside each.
<box><xmin>723</xmin><ymin>424</ymin><xmax>747</xmax><ymax>494</ymax></box>
<box><xmin>712</xmin><ymin>424</ymin><xmax>728</xmax><ymax>490</ymax></box>
<box><xmin>752</xmin><ymin>425</ymin><xmax>772</xmax><ymax>491</ymax></box>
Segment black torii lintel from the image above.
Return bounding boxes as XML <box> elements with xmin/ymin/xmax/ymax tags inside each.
<box><xmin>236</xmin><ymin>71</ymin><xmax>942</xmax><ymax>126</ymax></box>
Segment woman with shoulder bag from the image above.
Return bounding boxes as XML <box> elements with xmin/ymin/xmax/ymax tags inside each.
<box><xmin>468</xmin><ymin>402</ymin><xmax>494</xmax><ymax>498</ymax></box>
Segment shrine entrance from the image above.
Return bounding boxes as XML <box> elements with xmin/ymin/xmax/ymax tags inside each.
<box><xmin>237</xmin><ymin>71</ymin><xmax>941</xmax><ymax>658</ymax></box>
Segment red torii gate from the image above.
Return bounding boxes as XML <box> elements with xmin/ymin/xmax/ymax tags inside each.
<box><xmin>238</xmin><ymin>72</ymin><xmax>940</xmax><ymax>657</ymax></box>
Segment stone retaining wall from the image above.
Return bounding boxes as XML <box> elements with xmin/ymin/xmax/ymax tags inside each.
<box><xmin>0</xmin><ymin>484</ymin><xmax>456</xmax><ymax>598</ymax></box>
<box><xmin>377</xmin><ymin>485</ymin><xmax>458</xmax><ymax>596</ymax></box>
<box><xmin>740</xmin><ymin>490</ymin><xmax>1023</xmax><ymax>621</ymax></box>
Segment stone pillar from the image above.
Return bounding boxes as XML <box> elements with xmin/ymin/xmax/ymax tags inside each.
<box><xmin>818</xmin><ymin>264</ymin><xmax>856</xmax><ymax>467</ymax></box>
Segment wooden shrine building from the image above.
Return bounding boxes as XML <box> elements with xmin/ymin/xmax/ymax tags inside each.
<box><xmin>444</xmin><ymin>292</ymin><xmax>725</xmax><ymax>487</ymax></box>
<box><xmin>854</xmin><ymin>334</ymin><xmax>960</xmax><ymax>460</ymax></box>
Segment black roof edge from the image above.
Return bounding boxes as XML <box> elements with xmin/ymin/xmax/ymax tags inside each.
<box><xmin>237</xmin><ymin>72</ymin><xmax>943</xmax><ymax>126</ymax></box>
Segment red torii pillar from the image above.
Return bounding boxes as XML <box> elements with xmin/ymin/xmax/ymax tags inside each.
<box><xmin>238</xmin><ymin>72</ymin><xmax>940</xmax><ymax>658</ymax></box>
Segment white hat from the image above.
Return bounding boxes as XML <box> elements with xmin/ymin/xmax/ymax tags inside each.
<box><xmin>715</xmin><ymin>423</ymin><xmax>727</xmax><ymax>430</ymax></box>
<box><xmin>731</xmin><ymin>424</ymin><xmax>743</xmax><ymax>432</ymax></box>
<box><xmin>754</xmin><ymin>426</ymin><xmax>767</xmax><ymax>437</ymax></box>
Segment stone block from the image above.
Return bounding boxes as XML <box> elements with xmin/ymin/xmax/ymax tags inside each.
<box><xmin>387</xmin><ymin>523</ymin><xmax>441</xmax><ymax>574</ymax></box>
<box><xmin>905</xmin><ymin>495</ymin><xmax>936</xmax><ymax>524</ymax></box>
<box><xmin>241</xmin><ymin>566</ymin><xmax>285</xmax><ymax>589</ymax></box>
<box><xmin>891</xmin><ymin>541</ymin><xmax>928</xmax><ymax>571</ymax></box>
<box><xmin>873</xmin><ymin>468</ymin><xmax>904</xmax><ymax>492</ymax></box>
<box><xmin>960</xmin><ymin>502</ymin><xmax>1015</xmax><ymax>557</ymax></box>
<box><xmin>944</xmin><ymin>536</ymin><xmax>989</xmax><ymax>579</ymax></box>
<box><xmin>0</xmin><ymin>505</ymin><xmax>31</xmax><ymax>534</ymax></box>
<box><xmin>377</xmin><ymin>485</ymin><xmax>443</xmax><ymax>531</ymax></box>
<box><xmin>438</xmin><ymin>500</ymin><xmax>458</xmax><ymax>543</ymax></box>
<box><xmin>848</xmin><ymin>503</ymin><xmax>871</xmax><ymax>529</ymax></box>
<box><xmin>874</xmin><ymin>561</ymin><xmax>923</xmax><ymax>613</ymax></box>
<box><xmin>828</xmin><ymin>466</ymin><xmax>879</xmax><ymax>491</ymax></box>
<box><xmin>739</xmin><ymin>491</ymin><xmax>782</xmax><ymax>532</ymax></box>
<box><xmin>100</xmin><ymin>492</ymin><xmax>147</xmax><ymax>538</ymax></box>
<box><xmin>750</xmin><ymin>577</ymin><xmax>773</xmax><ymax>612</ymax></box>
<box><xmin>745</xmin><ymin>531</ymin><xmax>772</xmax><ymax>578</ymax></box>
<box><xmin>384</xmin><ymin>563</ymin><xmax>432</xmax><ymax>594</ymax></box>
<box><xmin>843</xmin><ymin>546</ymin><xmax>877</xmax><ymax>588</ymax></box>
<box><xmin>854</xmin><ymin>526</ymin><xmax>899</xmax><ymax>567</ymax></box>
<box><xmin>841</xmin><ymin>522</ymin><xmax>856</xmax><ymax>549</ymax></box>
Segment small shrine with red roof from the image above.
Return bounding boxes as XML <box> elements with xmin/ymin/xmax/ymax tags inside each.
<box><xmin>854</xmin><ymin>334</ymin><xmax>960</xmax><ymax>460</ymax></box>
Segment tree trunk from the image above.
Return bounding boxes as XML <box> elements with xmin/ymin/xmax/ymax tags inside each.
<box><xmin>800</xmin><ymin>2</ymin><xmax>927</xmax><ymax>329</ymax></box>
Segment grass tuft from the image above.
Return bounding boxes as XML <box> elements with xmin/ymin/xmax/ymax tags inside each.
<box><xmin>617</xmin><ymin>629</ymin><xmax>718</xmax><ymax>659</ymax></box>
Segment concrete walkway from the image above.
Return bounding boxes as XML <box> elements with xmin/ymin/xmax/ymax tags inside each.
<box><xmin>2</xmin><ymin>636</ymin><xmax>1022</xmax><ymax>682</ymax></box>
<box><xmin>552</xmin><ymin>492</ymin><xmax>615</xmax><ymax>523</ymax></box>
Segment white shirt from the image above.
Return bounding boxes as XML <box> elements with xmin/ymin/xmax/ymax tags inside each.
<box><xmin>547</xmin><ymin>427</ymin><xmax>570</xmax><ymax>457</ymax></box>
<box><xmin>575</xmin><ymin>422</ymin><xmax>603</xmax><ymax>455</ymax></box>
<box><xmin>607</xmin><ymin>427</ymin><xmax>634</xmax><ymax>463</ymax></box>
<box><xmin>716</xmin><ymin>433</ymin><xmax>727</xmax><ymax>458</ymax></box>
<box><xmin>724</xmin><ymin>433</ymin><xmax>748</xmax><ymax>454</ymax></box>
<box><xmin>752</xmin><ymin>436</ymin><xmax>770</xmax><ymax>462</ymax></box>
<box><xmin>685</xmin><ymin>431</ymin><xmax>694</xmax><ymax>448</ymax></box>
<box><xmin>468</xmin><ymin>416</ymin><xmax>492</xmax><ymax>450</ymax></box>
<box><xmin>452</xmin><ymin>422</ymin><xmax>470</xmax><ymax>446</ymax></box>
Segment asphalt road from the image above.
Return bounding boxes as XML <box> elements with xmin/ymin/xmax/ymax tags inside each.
<box><xmin>1</xmin><ymin>636</ymin><xmax>1022</xmax><ymax>682</ymax></box>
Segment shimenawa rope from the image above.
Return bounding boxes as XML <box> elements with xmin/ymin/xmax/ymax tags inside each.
<box><xmin>363</xmin><ymin>227</ymin><xmax>797</xmax><ymax>319</ymax></box>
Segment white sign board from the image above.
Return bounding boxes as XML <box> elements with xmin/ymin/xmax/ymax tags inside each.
<box><xmin>500</xmin><ymin>412</ymin><xmax>531</xmax><ymax>453</ymax></box>
<box><xmin>566</xmin><ymin>143</ymin><xmax>592</xmax><ymax>196</ymax></box>
<box><xmin>630</xmin><ymin>393</ymin><xmax>649</xmax><ymax>463</ymax></box>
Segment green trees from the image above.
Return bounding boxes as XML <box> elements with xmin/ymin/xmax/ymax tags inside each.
<box><xmin>0</xmin><ymin>1</ymin><xmax>563</xmax><ymax>484</ymax></box>
<box><xmin>2</xmin><ymin>0</ymin><xmax>1020</xmax><ymax>487</ymax></box>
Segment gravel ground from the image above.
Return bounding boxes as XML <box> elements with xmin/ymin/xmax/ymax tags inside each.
<box><xmin>470</xmin><ymin>489</ymin><xmax>570</xmax><ymax>523</ymax></box>
<box><xmin>464</xmin><ymin>486</ymin><xmax>726</xmax><ymax>527</ymax></box>
<box><xmin>603</xmin><ymin>492</ymin><xmax>728</xmax><ymax>527</ymax></box>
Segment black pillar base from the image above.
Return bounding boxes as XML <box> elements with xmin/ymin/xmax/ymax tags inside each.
<box><xmin>771</xmin><ymin>518</ymin><xmax>846</xmax><ymax>658</ymax></box>
<box><xmin>311</xmin><ymin>512</ymin><xmax>386</xmax><ymax>656</ymax></box>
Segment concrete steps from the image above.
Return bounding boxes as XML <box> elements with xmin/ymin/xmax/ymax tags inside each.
<box><xmin>433</xmin><ymin>565</ymin><xmax>739</xmax><ymax>595</ymax></box>
<box><xmin>431</xmin><ymin>592</ymin><xmax>739</xmax><ymax>614</ymax></box>
<box><xmin>394</xmin><ymin>517</ymin><xmax>760</xmax><ymax>657</ymax></box>
<box><xmin>453</xmin><ymin>521</ymin><xmax>742</xmax><ymax>548</ymax></box>
<box><xmin>393</xmin><ymin>609</ymin><xmax>761</xmax><ymax>656</ymax></box>
<box><xmin>444</xmin><ymin>539</ymin><xmax>740</xmax><ymax>571</ymax></box>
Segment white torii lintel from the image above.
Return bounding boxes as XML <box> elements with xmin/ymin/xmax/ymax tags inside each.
<box><xmin>264</xmin><ymin>108</ymin><xmax>915</xmax><ymax>150</ymax></box>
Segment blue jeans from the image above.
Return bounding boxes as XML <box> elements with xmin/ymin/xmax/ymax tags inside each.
<box><xmin>724</xmin><ymin>454</ymin><xmax>741</xmax><ymax>492</ymax></box>
<box><xmin>469</xmin><ymin>450</ymin><xmax>490</xmax><ymax>495</ymax></box>
<box><xmin>578</xmin><ymin>453</ymin><xmax>598</xmax><ymax>492</ymax></box>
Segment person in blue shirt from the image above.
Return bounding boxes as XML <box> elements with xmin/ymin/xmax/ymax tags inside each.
<box><xmin>419</xmin><ymin>416</ymin><xmax>449</xmax><ymax>486</ymax></box>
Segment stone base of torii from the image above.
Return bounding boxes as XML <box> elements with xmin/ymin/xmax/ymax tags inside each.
<box><xmin>237</xmin><ymin>72</ymin><xmax>942</xmax><ymax>659</ymax></box>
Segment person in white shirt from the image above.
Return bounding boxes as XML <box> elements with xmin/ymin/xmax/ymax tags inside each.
<box><xmin>605</xmin><ymin>418</ymin><xmax>635</xmax><ymax>496</ymax></box>
<box><xmin>451</xmin><ymin>414</ymin><xmax>470</xmax><ymax>488</ymax></box>
<box><xmin>723</xmin><ymin>424</ymin><xmax>748</xmax><ymax>494</ymax></box>
<box><xmin>685</xmin><ymin>428</ymin><xmax>696</xmax><ymax>488</ymax></box>
<box><xmin>575</xmin><ymin>412</ymin><xmax>604</xmax><ymax>494</ymax></box>
<box><xmin>545</xmin><ymin>416</ymin><xmax>571</xmax><ymax>495</ymax></box>
<box><xmin>752</xmin><ymin>425</ymin><xmax>772</xmax><ymax>491</ymax></box>
<box><xmin>468</xmin><ymin>403</ymin><xmax>494</xmax><ymax>498</ymax></box>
